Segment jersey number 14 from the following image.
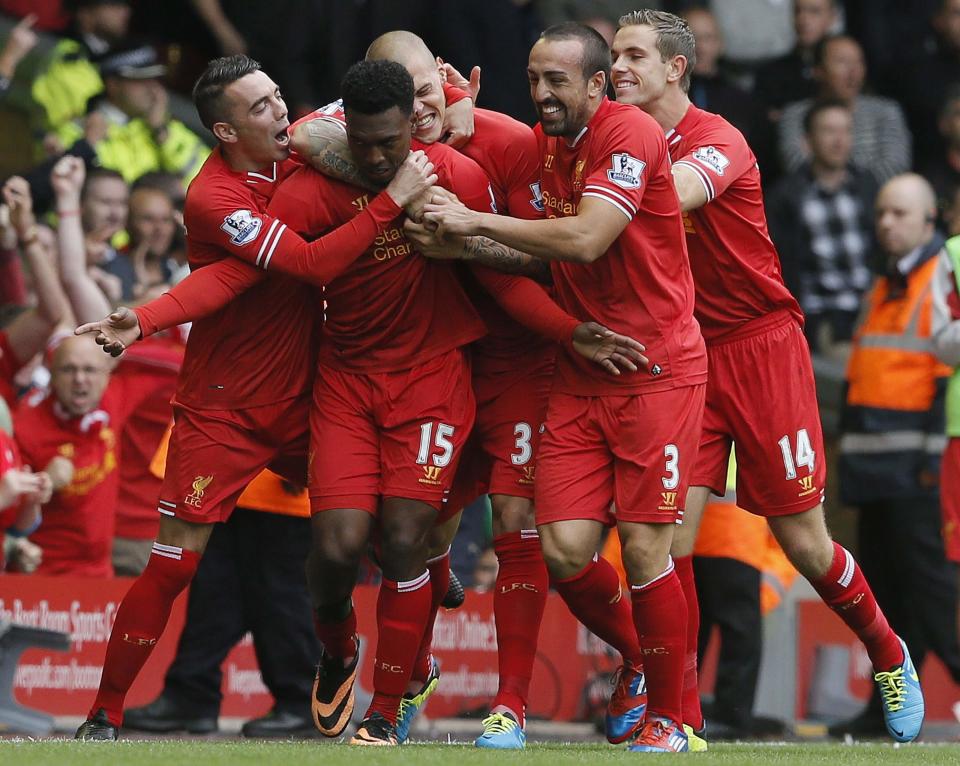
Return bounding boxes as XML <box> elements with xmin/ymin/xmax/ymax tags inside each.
<box><xmin>777</xmin><ymin>429</ymin><xmax>815</xmax><ymax>480</ymax></box>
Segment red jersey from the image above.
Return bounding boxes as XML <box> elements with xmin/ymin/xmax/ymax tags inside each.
<box><xmin>112</xmin><ymin>336</ymin><xmax>184</xmax><ymax>540</ymax></box>
<box><xmin>669</xmin><ymin>104</ymin><xmax>802</xmax><ymax>340</ymax></box>
<box><xmin>267</xmin><ymin>140</ymin><xmax>489</xmax><ymax>373</ymax></box>
<box><xmin>178</xmin><ymin>148</ymin><xmax>318</xmax><ymax>410</ymax></box>
<box><xmin>0</xmin><ymin>330</ymin><xmax>23</xmax><ymax>405</ymax></box>
<box><xmin>459</xmin><ymin>108</ymin><xmax>551</xmax><ymax>372</ymax></box>
<box><xmin>537</xmin><ymin>97</ymin><xmax>706</xmax><ymax>396</ymax></box>
<box><xmin>14</xmin><ymin>383</ymin><xmax>135</xmax><ymax>577</ymax></box>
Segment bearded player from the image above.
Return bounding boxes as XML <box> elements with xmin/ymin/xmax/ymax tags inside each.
<box><xmin>419</xmin><ymin>23</ymin><xmax>707</xmax><ymax>753</ymax></box>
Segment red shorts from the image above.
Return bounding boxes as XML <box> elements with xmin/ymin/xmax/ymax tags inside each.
<box><xmin>692</xmin><ymin>312</ymin><xmax>827</xmax><ymax>517</ymax></box>
<box><xmin>444</xmin><ymin>355</ymin><xmax>554</xmax><ymax>519</ymax></box>
<box><xmin>159</xmin><ymin>396</ymin><xmax>310</xmax><ymax>524</ymax></box>
<box><xmin>309</xmin><ymin>348</ymin><xmax>476</xmax><ymax>514</ymax></box>
<box><xmin>535</xmin><ymin>384</ymin><xmax>706</xmax><ymax>526</ymax></box>
<box><xmin>940</xmin><ymin>438</ymin><xmax>960</xmax><ymax>563</ymax></box>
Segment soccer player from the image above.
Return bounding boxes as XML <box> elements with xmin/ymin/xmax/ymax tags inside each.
<box><xmin>610</xmin><ymin>9</ymin><xmax>924</xmax><ymax>744</ymax></box>
<box><xmin>291</xmin><ymin>31</ymin><xmax>556</xmax><ymax>749</ymax></box>
<box><xmin>73</xmin><ymin>55</ymin><xmax>437</xmax><ymax>741</ymax></box>
<box><xmin>419</xmin><ymin>23</ymin><xmax>708</xmax><ymax>753</ymax></box>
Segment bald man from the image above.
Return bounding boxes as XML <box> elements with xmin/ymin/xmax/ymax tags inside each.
<box><xmin>834</xmin><ymin>173</ymin><xmax>958</xmax><ymax>738</ymax></box>
<box><xmin>14</xmin><ymin>336</ymin><xmax>138</xmax><ymax>576</ymax></box>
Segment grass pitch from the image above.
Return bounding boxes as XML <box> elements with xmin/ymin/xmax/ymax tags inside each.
<box><xmin>3</xmin><ymin>740</ymin><xmax>959</xmax><ymax>765</ymax></box>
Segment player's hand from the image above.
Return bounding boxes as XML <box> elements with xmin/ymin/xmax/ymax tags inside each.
<box><xmin>385</xmin><ymin>150</ymin><xmax>438</xmax><ymax>209</ymax></box>
<box><xmin>403</xmin><ymin>218</ymin><xmax>465</xmax><ymax>260</ymax></box>
<box><xmin>442</xmin><ymin>96</ymin><xmax>475</xmax><ymax>149</ymax></box>
<box><xmin>50</xmin><ymin>155</ymin><xmax>86</xmax><ymax>204</ymax></box>
<box><xmin>75</xmin><ymin>306</ymin><xmax>142</xmax><ymax>357</ymax></box>
<box><xmin>422</xmin><ymin>195</ymin><xmax>480</xmax><ymax>237</ymax></box>
<box><xmin>440</xmin><ymin>61</ymin><xmax>481</xmax><ymax>103</ymax></box>
<box><xmin>572</xmin><ymin>322</ymin><xmax>648</xmax><ymax>376</ymax></box>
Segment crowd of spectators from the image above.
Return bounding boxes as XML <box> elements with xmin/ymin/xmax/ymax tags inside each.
<box><xmin>0</xmin><ymin>0</ymin><xmax>959</xmax><ymax>736</ymax></box>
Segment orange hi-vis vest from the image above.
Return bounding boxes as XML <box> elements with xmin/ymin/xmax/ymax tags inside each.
<box><xmin>840</xmin><ymin>246</ymin><xmax>951</xmax><ymax>504</ymax></box>
<box><xmin>845</xmin><ymin>255</ymin><xmax>949</xmax><ymax>413</ymax></box>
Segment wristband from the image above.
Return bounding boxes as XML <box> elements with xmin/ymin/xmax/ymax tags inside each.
<box><xmin>57</xmin><ymin>209</ymin><xmax>81</xmax><ymax>217</ymax></box>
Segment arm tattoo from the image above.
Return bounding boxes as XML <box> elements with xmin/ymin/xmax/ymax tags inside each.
<box><xmin>463</xmin><ymin>236</ymin><xmax>552</xmax><ymax>282</ymax></box>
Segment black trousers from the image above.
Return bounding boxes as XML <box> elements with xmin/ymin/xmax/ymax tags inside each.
<box><xmin>163</xmin><ymin>508</ymin><xmax>321</xmax><ymax>717</ymax></box>
<box><xmin>694</xmin><ymin>556</ymin><xmax>763</xmax><ymax>728</ymax></box>
<box><xmin>857</xmin><ymin>496</ymin><xmax>960</xmax><ymax>688</ymax></box>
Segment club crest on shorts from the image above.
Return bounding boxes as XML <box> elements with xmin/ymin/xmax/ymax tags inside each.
<box><xmin>692</xmin><ymin>145</ymin><xmax>730</xmax><ymax>176</ymax></box>
<box><xmin>221</xmin><ymin>209</ymin><xmax>262</xmax><ymax>246</ymax></box>
<box><xmin>185</xmin><ymin>474</ymin><xmax>213</xmax><ymax>508</ymax></box>
<box><xmin>607</xmin><ymin>153</ymin><xmax>645</xmax><ymax>190</ymax></box>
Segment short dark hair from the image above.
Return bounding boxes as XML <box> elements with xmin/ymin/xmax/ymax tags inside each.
<box><xmin>619</xmin><ymin>10</ymin><xmax>697</xmax><ymax>93</ymax></box>
<box><xmin>192</xmin><ymin>54</ymin><xmax>261</xmax><ymax>131</ymax></box>
<box><xmin>341</xmin><ymin>60</ymin><xmax>414</xmax><ymax>117</ymax></box>
<box><xmin>539</xmin><ymin>22</ymin><xmax>612</xmax><ymax>86</ymax></box>
<box><xmin>803</xmin><ymin>97</ymin><xmax>850</xmax><ymax>133</ymax></box>
<box><xmin>81</xmin><ymin>167</ymin><xmax>126</xmax><ymax>200</ymax></box>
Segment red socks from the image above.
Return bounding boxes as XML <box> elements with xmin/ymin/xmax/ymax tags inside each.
<box><xmin>810</xmin><ymin>542</ymin><xmax>903</xmax><ymax>670</ymax></box>
<box><xmin>313</xmin><ymin>605</ymin><xmax>358</xmax><ymax>660</ymax></box>
<box><xmin>90</xmin><ymin>544</ymin><xmax>200</xmax><ymax>725</ymax></box>
<box><xmin>554</xmin><ymin>555</ymin><xmax>642</xmax><ymax>665</ymax></box>
<box><xmin>630</xmin><ymin>559</ymin><xmax>687</xmax><ymax>726</ymax></box>
<box><xmin>411</xmin><ymin>550</ymin><xmax>451</xmax><ymax>684</ymax></box>
<box><xmin>366</xmin><ymin>571</ymin><xmax>432</xmax><ymax>724</ymax></box>
<box><xmin>673</xmin><ymin>555</ymin><xmax>703</xmax><ymax>730</ymax></box>
<box><xmin>490</xmin><ymin>530</ymin><xmax>549</xmax><ymax>726</ymax></box>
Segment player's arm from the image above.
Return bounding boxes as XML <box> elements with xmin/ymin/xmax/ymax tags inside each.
<box><xmin>671</xmin><ymin>163</ymin><xmax>709</xmax><ymax>212</ymax></box>
<box><xmin>75</xmin><ymin>258</ymin><xmax>262</xmax><ymax>356</ymax></box>
<box><xmin>289</xmin><ymin>114</ymin><xmax>369</xmax><ymax>189</ymax></box>
<box><xmin>423</xmin><ymin>193</ymin><xmax>628</xmax><ymax>264</ymax></box>
<box><xmin>197</xmin><ymin>153</ymin><xmax>435</xmax><ymax>287</ymax></box>
<box><xmin>472</xmin><ymin>265</ymin><xmax>647</xmax><ymax>375</ymax></box>
<box><xmin>404</xmin><ymin>205</ymin><xmax>551</xmax><ymax>282</ymax></box>
<box><xmin>672</xmin><ymin>132</ymin><xmax>753</xmax><ymax>213</ymax></box>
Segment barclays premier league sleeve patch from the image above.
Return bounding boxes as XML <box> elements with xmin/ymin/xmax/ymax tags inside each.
<box><xmin>692</xmin><ymin>146</ymin><xmax>730</xmax><ymax>176</ymax></box>
<box><xmin>607</xmin><ymin>153</ymin><xmax>646</xmax><ymax>190</ymax></box>
<box><xmin>221</xmin><ymin>209</ymin><xmax>263</xmax><ymax>246</ymax></box>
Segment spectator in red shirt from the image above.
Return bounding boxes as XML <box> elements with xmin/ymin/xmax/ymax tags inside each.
<box><xmin>13</xmin><ymin>334</ymin><xmax>132</xmax><ymax>577</ymax></box>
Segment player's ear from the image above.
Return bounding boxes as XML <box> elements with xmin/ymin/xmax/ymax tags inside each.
<box><xmin>436</xmin><ymin>56</ymin><xmax>447</xmax><ymax>82</ymax></box>
<box><xmin>212</xmin><ymin>120</ymin><xmax>237</xmax><ymax>144</ymax></box>
<box><xmin>588</xmin><ymin>70</ymin><xmax>606</xmax><ymax>99</ymax></box>
<box><xmin>668</xmin><ymin>54</ymin><xmax>687</xmax><ymax>86</ymax></box>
